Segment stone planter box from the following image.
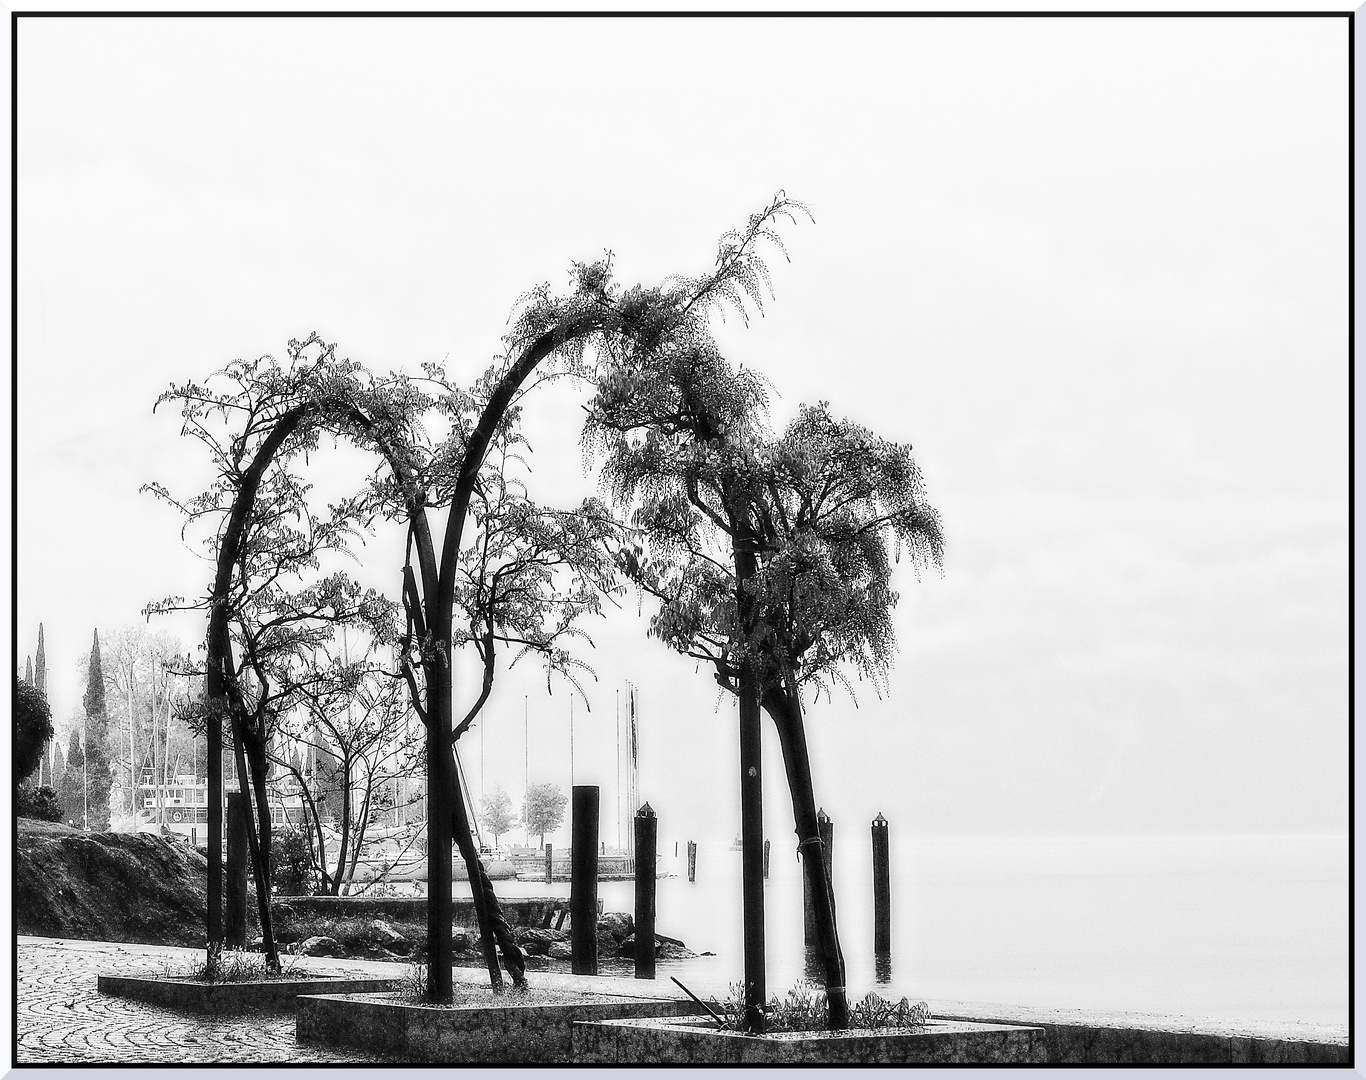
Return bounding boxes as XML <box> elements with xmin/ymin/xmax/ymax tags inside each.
<box><xmin>296</xmin><ymin>990</ymin><xmax>700</xmax><ymax>1063</ymax></box>
<box><xmin>572</xmin><ymin>1014</ymin><xmax>1048</xmax><ymax>1064</ymax></box>
<box><xmin>97</xmin><ymin>974</ymin><xmax>400</xmax><ymax>1013</ymax></box>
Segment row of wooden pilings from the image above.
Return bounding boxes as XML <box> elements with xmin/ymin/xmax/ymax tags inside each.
<box><xmin>563</xmin><ymin>787</ymin><xmax>894</xmax><ymax>981</ymax></box>
<box><xmin>222</xmin><ymin>787</ymin><xmax>894</xmax><ymax>981</ymax></box>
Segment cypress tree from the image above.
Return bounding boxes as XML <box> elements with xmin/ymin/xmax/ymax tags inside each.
<box><xmin>34</xmin><ymin>627</ymin><xmax>48</xmax><ymax>785</ymax></box>
<box><xmin>34</xmin><ymin>625</ymin><xmax>46</xmax><ymax>696</ymax></box>
<box><xmin>57</xmin><ymin>727</ymin><xmax>85</xmax><ymax>827</ymax></box>
<box><xmin>51</xmin><ymin>737</ymin><xmax>65</xmax><ymax>791</ymax></box>
<box><xmin>82</xmin><ymin>631</ymin><xmax>114</xmax><ymax>831</ymax></box>
<box><xmin>23</xmin><ymin>656</ymin><xmax>32</xmax><ymax>685</ymax></box>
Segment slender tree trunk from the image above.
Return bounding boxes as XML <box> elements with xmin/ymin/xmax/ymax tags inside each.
<box><xmin>450</xmin><ymin>781</ymin><xmax>506</xmax><ymax>990</ymax></box>
<box><xmin>424</xmin><ymin>661</ymin><xmax>457</xmax><ymax>1000</ymax></box>
<box><xmin>291</xmin><ymin>761</ymin><xmax>332</xmax><ymax>893</ymax></box>
<box><xmin>344</xmin><ymin>776</ymin><xmax>374</xmax><ymax>894</ymax></box>
<box><xmin>334</xmin><ymin>755</ymin><xmax>352</xmax><ymax>897</ymax></box>
<box><xmin>226</xmin><ymin>709</ymin><xmax>281</xmax><ymax>971</ymax></box>
<box><xmin>203</xmin><ymin>402</ymin><xmax>310</xmax><ymax>964</ymax></box>
<box><xmin>762</xmin><ymin>680</ymin><xmax>849</xmax><ymax>1030</ymax></box>
<box><xmin>451</xmin><ymin>790</ymin><xmax>526</xmax><ymax>987</ymax></box>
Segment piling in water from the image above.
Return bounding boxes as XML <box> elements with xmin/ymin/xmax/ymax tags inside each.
<box><xmin>687</xmin><ymin>840</ymin><xmax>697</xmax><ymax>883</ymax></box>
<box><xmin>544</xmin><ymin>842</ymin><xmax>553</xmax><ymax>886</ymax></box>
<box><xmin>872</xmin><ymin>812</ymin><xmax>891</xmax><ymax>958</ymax></box>
<box><xmin>634</xmin><ymin>803</ymin><xmax>657</xmax><ymax>980</ymax></box>
<box><xmin>571</xmin><ymin>786</ymin><xmax>599</xmax><ymax>975</ymax></box>
<box><xmin>225</xmin><ymin>793</ymin><xmax>248</xmax><ymax>950</ymax></box>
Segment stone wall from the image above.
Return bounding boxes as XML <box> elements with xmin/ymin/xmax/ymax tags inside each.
<box><xmin>933</xmin><ymin>1004</ymin><xmax>1350</xmax><ymax>1064</ymax></box>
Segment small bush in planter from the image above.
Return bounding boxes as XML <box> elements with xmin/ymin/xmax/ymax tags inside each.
<box><xmin>712</xmin><ymin>979</ymin><xmax>931</xmax><ymax>1034</ymax></box>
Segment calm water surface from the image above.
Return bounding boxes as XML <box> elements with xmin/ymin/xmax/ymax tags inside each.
<box><xmin>478</xmin><ymin>835</ymin><xmax>1346</xmax><ymax>1025</ymax></box>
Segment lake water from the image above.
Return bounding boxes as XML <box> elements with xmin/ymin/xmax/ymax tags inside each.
<box><xmin>481</xmin><ymin>834</ymin><xmax>1347</xmax><ymax>1025</ymax></box>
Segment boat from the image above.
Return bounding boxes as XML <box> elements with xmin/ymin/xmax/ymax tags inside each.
<box><xmin>132</xmin><ymin>773</ymin><xmax>309</xmax><ymax>843</ymax></box>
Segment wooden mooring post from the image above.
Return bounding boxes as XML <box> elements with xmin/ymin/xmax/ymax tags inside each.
<box><xmin>544</xmin><ymin>842</ymin><xmax>553</xmax><ymax>885</ymax></box>
<box><xmin>225</xmin><ymin>793</ymin><xmax>248</xmax><ymax>949</ymax></box>
<box><xmin>634</xmin><ymin>803</ymin><xmax>657</xmax><ymax>979</ymax></box>
<box><xmin>570</xmin><ymin>785</ymin><xmax>599</xmax><ymax>975</ymax></box>
<box><xmin>687</xmin><ymin>840</ymin><xmax>697</xmax><ymax>883</ymax></box>
<box><xmin>872</xmin><ymin>813</ymin><xmax>891</xmax><ymax>958</ymax></box>
<box><xmin>763</xmin><ymin>839</ymin><xmax>771</xmax><ymax>880</ymax></box>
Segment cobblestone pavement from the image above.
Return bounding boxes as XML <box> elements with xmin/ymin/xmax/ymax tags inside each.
<box><xmin>16</xmin><ymin>937</ymin><xmax>399</xmax><ymax>1065</ymax></box>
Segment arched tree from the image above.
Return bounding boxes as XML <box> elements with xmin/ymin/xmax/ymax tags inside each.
<box><xmin>146</xmin><ymin>195</ymin><xmax>802</xmax><ymax>998</ymax></box>
<box><xmin>584</xmin><ymin>206</ymin><xmax>943</xmax><ymax>1030</ymax></box>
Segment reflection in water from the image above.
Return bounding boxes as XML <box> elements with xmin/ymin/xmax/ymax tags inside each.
<box><xmin>875</xmin><ymin>951</ymin><xmax>893</xmax><ymax>984</ymax></box>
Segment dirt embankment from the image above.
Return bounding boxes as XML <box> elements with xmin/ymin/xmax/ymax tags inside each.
<box><xmin>15</xmin><ymin>819</ymin><xmax>696</xmax><ymax>968</ymax></box>
<box><xmin>16</xmin><ymin>818</ymin><xmax>222</xmax><ymax>947</ymax></box>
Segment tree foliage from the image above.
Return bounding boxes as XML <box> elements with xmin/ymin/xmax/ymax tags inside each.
<box><xmin>82</xmin><ymin>632</ymin><xmax>115</xmax><ymax>831</ymax></box>
<box><xmin>57</xmin><ymin>726</ymin><xmax>86</xmax><ymax>827</ymax></box>
<box><xmin>479</xmin><ymin>786</ymin><xmax>517</xmax><ymax>847</ymax></box>
<box><xmin>581</xmin><ymin>193</ymin><xmax>943</xmax><ymax>1031</ymax></box>
<box><xmin>521</xmin><ymin>782</ymin><xmax>567</xmax><ymax>847</ymax></box>
<box><xmin>15</xmin><ymin>677</ymin><xmax>53</xmax><ymax>783</ymax></box>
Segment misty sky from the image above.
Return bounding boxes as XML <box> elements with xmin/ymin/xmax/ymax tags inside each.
<box><xmin>13</xmin><ymin>15</ymin><xmax>1348</xmax><ymax>848</ymax></box>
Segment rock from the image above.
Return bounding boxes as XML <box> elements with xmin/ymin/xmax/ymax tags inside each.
<box><xmin>296</xmin><ymin>935</ymin><xmax>345</xmax><ymax>957</ymax></box>
<box><xmin>451</xmin><ymin>927</ymin><xmax>472</xmax><ymax>953</ymax></box>
<box><xmin>597</xmin><ymin>911</ymin><xmax>633</xmax><ymax>942</ymax></box>
<box><xmin>514</xmin><ymin>927</ymin><xmax>568</xmax><ymax>955</ymax></box>
<box><xmin>616</xmin><ymin>933</ymin><xmax>697</xmax><ymax>960</ymax></box>
<box><xmin>367</xmin><ymin>919</ymin><xmax>407</xmax><ymax>949</ymax></box>
<box><xmin>547</xmin><ymin>940</ymin><xmax>574</xmax><ymax>960</ymax></box>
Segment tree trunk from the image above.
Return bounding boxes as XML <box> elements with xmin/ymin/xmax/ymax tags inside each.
<box><xmin>762</xmin><ymin>680</ymin><xmax>848</xmax><ymax>1030</ymax></box>
<box><xmin>425</xmin><ymin>665</ymin><xmax>457</xmax><ymax>1001</ymax></box>
<box><xmin>203</xmin><ymin>402</ymin><xmax>310</xmax><ymax>964</ymax></box>
<box><xmin>227</xmin><ymin>708</ymin><xmax>281</xmax><ymax>972</ymax></box>
<box><xmin>452</xmin><ymin>796</ymin><xmax>527</xmax><ymax>988</ymax></box>
<box><xmin>334</xmin><ymin>754</ymin><xmax>352</xmax><ymax>897</ymax></box>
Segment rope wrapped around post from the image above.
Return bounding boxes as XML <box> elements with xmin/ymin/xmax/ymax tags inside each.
<box><xmin>473</xmin><ymin>855</ymin><xmax>527</xmax><ymax>987</ymax></box>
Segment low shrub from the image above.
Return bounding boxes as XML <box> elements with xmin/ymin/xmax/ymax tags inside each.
<box><xmin>16</xmin><ymin>785</ymin><xmax>63</xmax><ymax>823</ymax></box>
<box><xmin>713</xmin><ymin>979</ymin><xmax>931</xmax><ymax>1034</ymax></box>
<box><xmin>269</xmin><ymin>828</ymin><xmax>313</xmax><ymax>895</ymax></box>
<box><xmin>168</xmin><ymin>948</ymin><xmax>302</xmax><ymax>983</ymax></box>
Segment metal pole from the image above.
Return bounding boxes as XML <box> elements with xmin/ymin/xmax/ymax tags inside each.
<box><xmin>634</xmin><ymin>803</ymin><xmax>657</xmax><ymax>980</ymax></box>
<box><xmin>570</xmin><ymin>785</ymin><xmax>599</xmax><ymax>975</ymax></box>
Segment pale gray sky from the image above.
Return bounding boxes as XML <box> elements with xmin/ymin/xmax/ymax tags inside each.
<box><xmin>14</xmin><ymin>15</ymin><xmax>1349</xmax><ymax>846</ymax></box>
